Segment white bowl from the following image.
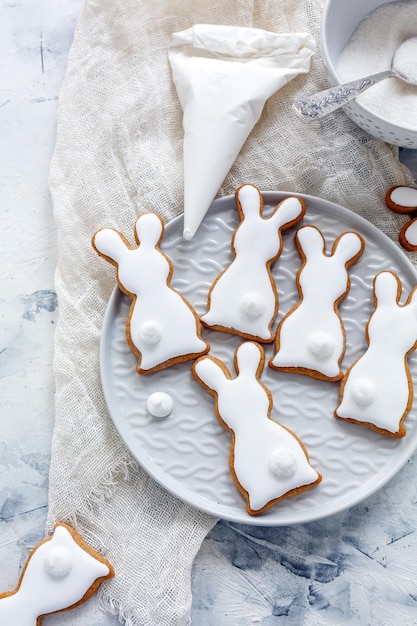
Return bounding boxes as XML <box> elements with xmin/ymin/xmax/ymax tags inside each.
<box><xmin>321</xmin><ymin>0</ymin><xmax>417</xmax><ymax>149</ymax></box>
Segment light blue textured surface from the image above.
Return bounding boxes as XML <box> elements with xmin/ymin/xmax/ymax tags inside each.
<box><xmin>1</xmin><ymin>1</ymin><xmax>417</xmax><ymax>624</ymax></box>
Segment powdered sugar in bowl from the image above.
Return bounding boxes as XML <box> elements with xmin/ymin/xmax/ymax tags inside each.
<box><xmin>393</xmin><ymin>36</ymin><xmax>417</xmax><ymax>85</ymax></box>
<box><xmin>321</xmin><ymin>0</ymin><xmax>417</xmax><ymax>148</ymax></box>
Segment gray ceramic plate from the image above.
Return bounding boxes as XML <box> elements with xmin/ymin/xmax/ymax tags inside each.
<box><xmin>100</xmin><ymin>191</ymin><xmax>417</xmax><ymax>525</ymax></box>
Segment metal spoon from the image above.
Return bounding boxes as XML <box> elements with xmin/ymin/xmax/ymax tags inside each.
<box><xmin>293</xmin><ymin>36</ymin><xmax>417</xmax><ymax>121</ymax></box>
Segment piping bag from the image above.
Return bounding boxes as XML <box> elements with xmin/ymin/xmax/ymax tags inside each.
<box><xmin>168</xmin><ymin>24</ymin><xmax>315</xmax><ymax>240</ymax></box>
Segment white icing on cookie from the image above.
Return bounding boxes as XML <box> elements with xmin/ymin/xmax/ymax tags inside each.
<box><xmin>401</xmin><ymin>217</ymin><xmax>417</xmax><ymax>248</ymax></box>
<box><xmin>0</xmin><ymin>524</ymin><xmax>112</xmax><ymax>625</ymax></box>
<box><xmin>201</xmin><ymin>184</ymin><xmax>305</xmax><ymax>342</ymax></box>
<box><xmin>44</xmin><ymin>546</ymin><xmax>73</xmax><ymax>578</ymax></box>
<box><xmin>270</xmin><ymin>225</ymin><xmax>364</xmax><ymax>380</ymax></box>
<box><xmin>350</xmin><ymin>378</ymin><xmax>376</xmax><ymax>406</ymax></box>
<box><xmin>307</xmin><ymin>332</ymin><xmax>335</xmax><ymax>361</ymax></box>
<box><xmin>193</xmin><ymin>342</ymin><xmax>321</xmax><ymax>514</ymax></box>
<box><xmin>240</xmin><ymin>292</ymin><xmax>266</xmax><ymax>319</ymax></box>
<box><xmin>139</xmin><ymin>320</ymin><xmax>163</xmax><ymax>344</ymax></box>
<box><xmin>336</xmin><ymin>271</ymin><xmax>417</xmax><ymax>436</ymax></box>
<box><xmin>389</xmin><ymin>186</ymin><xmax>417</xmax><ymax>209</ymax></box>
<box><xmin>268</xmin><ymin>448</ymin><xmax>297</xmax><ymax>478</ymax></box>
<box><xmin>93</xmin><ymin>213</ymin><xmax>208</xmax><ymax>373</ymax></box>
<box><xmin>147</xmin><ymin>392</ymin><xmax>174</xmax><ymax>417</ymax></box>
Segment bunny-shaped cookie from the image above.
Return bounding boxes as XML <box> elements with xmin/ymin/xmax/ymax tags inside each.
<box><xmin>192</xmin><ymin>342</ymin><xmax>321</xmax><ymax>515</ymax></box>
<box><xmin>0</xmin><ymin>523</ymin><xmax>113</xmax><ymax>625</ymax></box>
<box><xmin>200</xmin><ymin>184</ymin><xmax>306</xmax><ymax>342</ymax></box>
<box><xmin>93</xmin><ymin>212</ymin><xmax>209</xmax><ymax>374</ymax></box>
<box><xmin>270</xmin><ymin>225</ymin><xmax>365</xmax><ymax>381</ymax></box>
<box><xmin>335</xmin><ymin>271</ymin><xmax>417</xmax><ymax>437</ymax></box>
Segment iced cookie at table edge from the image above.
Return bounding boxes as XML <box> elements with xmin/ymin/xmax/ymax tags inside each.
<box><xmin>385</xmin><ymin>185</ymin><xmax>417</xmax><ymax>214</ymax></box>
<box><xmin>385</xmin><ymin>185</ymin><xmax>417</xmax><ymax>251</ymax></box>
<box><xmin>270</xmin><ymin>225</ymin><xmax>365</xmax><ymax>381</ymax></box>
<box><xmin>200</xmin><ymin>184</ymin><xmax>306</xmax><ymax>343</ymax></box>
<box><xmin>0</xmin><ymin>522</ymin><xmax>114</xmax><ymax>625</ymax></box>
<box><xmin>192</xmin><ymin>341</ymin><xmax>322</xmax><ymax>515</ymax></box>
<box><xmin>335</xmin><ymin>270</ymin><xmax>417</xmax><ymax>438</ymax></box>
<box><xmin>92</xmin><ymin>212</ymin><xmax>209</xmax><ymax>374</ymax></box>
<box><xmin>399</xmin><ymin>217</ymin><xmax>417</xmax><ymax>252</ymax></box>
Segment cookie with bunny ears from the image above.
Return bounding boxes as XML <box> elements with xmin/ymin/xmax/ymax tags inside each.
<box><xmin>193</xmin><ymin>341</ymin><xmax>321</xmax><ymax>515</ymax></box>
<box><xmin>270</xmin><ymin>225</ymin><xmax>365</xmax><ymax>381</ymax></box>
<box><xmin>0</xmin><ymin>522</ymin><xmax>113</xmax><ymax>625</ymax></box>
<box><xmin>335</xmin><ymin>271</ymin><xmax>417</xmax><ymax>437</ymax></box>
<box><xmin>200</xmin><ymin>184</ymin><xmax>306</xmax><ymax>342</ymax></box>
<box><xmin>92</xmin><ymin>212</ymin><xmax>209</xmax><ymax>374</ymax></box>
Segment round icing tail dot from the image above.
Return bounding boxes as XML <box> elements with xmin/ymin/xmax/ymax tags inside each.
<box><xmin>43</xmin><ymin>546</ymin><xmax>74</xmax><ymax>578</ymax></box>
<box><xmin>268</xmin><ymin>448</ymin><xmax>297</xmax><ymax>478</ymax></box>
<box><xmin>240</xmin><ymin>292</ymin><xmax>266</xmax><ymax>319</ymax></box>
<box><xmin>147</xmin><ymin>392</ymin><xmax>174</xmax><ymax>417</ymax></box>
<box><xmin>351</xmin><ymin>378</ymin><xmax>376</xmax><ymax>406</ymax></box>
<box><xmin>307</xmin><ymin>332</ymin><xmax>335</xmax><ymax>361</ymax></box>
<box><xmin>139</xmin><ymin>320</ymin><xmax>163</xmax><ymax>344</ymax></box>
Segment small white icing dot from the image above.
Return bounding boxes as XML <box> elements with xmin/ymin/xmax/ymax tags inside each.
<box><xmin>139</xmin><ymin>320</ymin><xmax>163</xmax><ymax>344</ymax></box>
<box><xmin>268</xmin><ymin>448</ymin><xmax>297</xmax><ymax>478</ymax></box>
<box><xmin>351</xmin><ymin>378</ymin><xmax>376</xmax><ymax>406</ymax></box>
<box><xmin>307</xmin><ymin>332</ymin><xmax>335</xmax><ymax>360</ymax></box>
<box><xmin>239</xmin><ymin>293</ymin><xmax>266</xmax><ymax>319</ymax></box>
<box><xmin>44</xmin><ymin>546</ymin><xmax>74</xmax><ymax>578</ymax></box>
<box><xmin>147</xmin><ymin>392</ymin><xmax>174</xmax><ymax>417</ymax></box>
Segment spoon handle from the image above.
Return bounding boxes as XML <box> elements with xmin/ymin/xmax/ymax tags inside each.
<box><xmin>293</xmin><ymin>70</ymin><xmax>392</xmax><ymax>121</ymax></box>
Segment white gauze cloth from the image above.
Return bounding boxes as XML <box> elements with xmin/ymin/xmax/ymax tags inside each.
<box><xmin>47</xmin><ymin>0</ymin><xmax>415</xmax><ymax>625</ymax></box>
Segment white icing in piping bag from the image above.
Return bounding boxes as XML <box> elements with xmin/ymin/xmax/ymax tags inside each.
<box><xmin>168</xmin><ymin>24</ymin><xmax>315</xmax><ymax>239</ymax></box>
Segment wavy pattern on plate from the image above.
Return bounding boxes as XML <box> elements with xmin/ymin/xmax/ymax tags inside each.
<box><xmin>101</xmin><ymin>192</ymin><xmax>417</xmax><ymax>525</ymax></box>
